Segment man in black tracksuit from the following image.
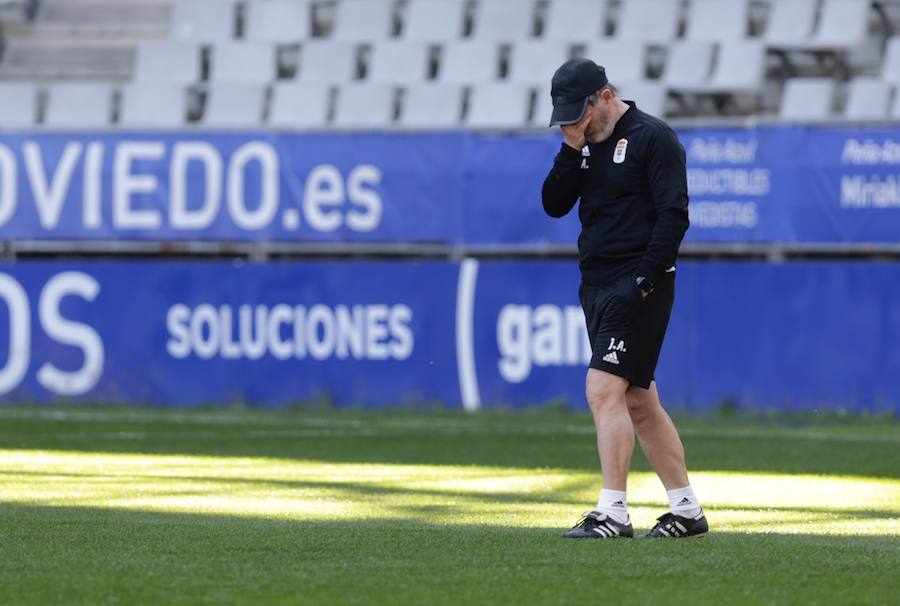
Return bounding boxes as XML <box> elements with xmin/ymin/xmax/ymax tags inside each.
<box><xmin>542</xmin><ymin>59</ymin><xmax>708</xmax><ymax>540</ymax></box>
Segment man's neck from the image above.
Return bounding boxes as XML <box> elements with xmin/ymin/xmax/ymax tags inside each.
<box><xmin>610</xmin><ymin>99</ymin><xmax>631</xmax><ymax>128</ymax></box>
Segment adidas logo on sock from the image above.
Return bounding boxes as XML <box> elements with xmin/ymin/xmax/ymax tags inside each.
<box><xmin>610</xmin><ymin>500</ymin><xmax>625</xmax><ymax>508</ymax></box>
<box><xmin>676</xmin><ymin>497</ymin><xmax>692</xmax><ymax>506</ymax></box>
<box><xmin>602</xmin><ymin>351</ymin><xmax>619</xmax><ymax>365</ymax></box>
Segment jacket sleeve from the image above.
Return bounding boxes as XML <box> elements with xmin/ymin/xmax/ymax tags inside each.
<box><xmin>636</xmin><ymin>127</ymin><xmax>690</xmax><ymax>284</ymax></box>
<box><xmin>541</xmin><ymin>143</ymin><xmax>583</xmax><ymax>218</ymax></box>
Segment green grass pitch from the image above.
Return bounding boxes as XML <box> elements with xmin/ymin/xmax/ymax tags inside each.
<box><xmin>0</xmin><ymin>406</ymin><xmax>897</xmax><ymax>605</ymax></box>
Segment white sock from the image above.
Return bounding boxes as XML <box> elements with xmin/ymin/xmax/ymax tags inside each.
<box><xmin>596</xmin><ymin>488</ymin><xmax>629</xmax><ymax>524</ymax></box>
<box><xmin>667</xmin><ymin>485</ymin><xmax>703</xmax><ymax>518</ymax></box>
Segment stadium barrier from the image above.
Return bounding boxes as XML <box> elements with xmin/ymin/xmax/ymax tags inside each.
<box><xmin>1</xmin><ymin>259</ymin><xmax>897</xmax><ymax>412</ymax></box>
<box><xmin>0</xmin><ymin>126</ymin><xmax>899</xmax><ymax>246</ymax></box>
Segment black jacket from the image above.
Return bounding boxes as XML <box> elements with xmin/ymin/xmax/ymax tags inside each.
<box><xmin>541</xmin><ymin>102</ymin><xmax>689</xmax><ymax>286</ymax></box>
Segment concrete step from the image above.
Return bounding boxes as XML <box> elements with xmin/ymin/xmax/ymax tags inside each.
<box><xmin>0</xmin><ymin>43</ymin><xmax>134</xmax><ymax>80</ymax></box>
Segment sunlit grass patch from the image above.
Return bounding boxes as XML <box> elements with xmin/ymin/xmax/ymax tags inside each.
<box><xmin>0</xmin><ymin>407</ymin><xmax>898</xmax><ymax>605</ymax></box>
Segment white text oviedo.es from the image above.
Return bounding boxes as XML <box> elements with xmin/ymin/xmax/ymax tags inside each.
<box><xmin>0</xmin><ymin>140</ymin><xmax>383</xmax><ymax>233</ymax></box>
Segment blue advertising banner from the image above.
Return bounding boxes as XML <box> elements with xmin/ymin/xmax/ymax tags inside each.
<box><xmin>1</xmin><ymin>260</ymin><xmax>898</xmax><ymax>412</ymax></box>
<box><xmin>3</xmin><ymin>127</ymin><xmax>900</xmax><ymax>245</ymax></box>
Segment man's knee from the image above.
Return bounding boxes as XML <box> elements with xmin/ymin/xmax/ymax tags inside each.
<box><xmin>585</xmin><ymin>370</ymin><xmax>628</xmax><ymax>412</ymax></box>
<box><xmin>626</xmin><ymin>384</ymin><xmax>658</xmax><ymax>423</ymax></box>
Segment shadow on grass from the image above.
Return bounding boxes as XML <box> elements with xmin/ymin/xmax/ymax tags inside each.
<box><xmin>0</xmin><ymin>408</ymin><xmax>898</xmax><ymax>479</ymax></box>
<box><xmin>0</xmin><ymin>502</ymin><xmax>897</xmax><ymax>606</ymax></box>
<box><xmin>3</xmin><ymin>469</ymin><xmax>899</xmax><ymax>522</ymax></box>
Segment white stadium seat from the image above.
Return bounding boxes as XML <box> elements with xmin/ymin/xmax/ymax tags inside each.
<box><xmin>465</xmin><ymin>82</ymin><xmax>532</xmax><ymax>129</ymax></box>
<box><xmin>133</xmin><ymin>41</ymin><xmax>201</xmax><ymax>84</ymax></box>
<box><xmin>844</xmin><ymin>77</ymin><xmax>892</xmax><ymax>120</ymax></box>
<box><xmin>44</xmin><ymin>82</ymin><xmax>112</xmax><ymax>127</ymax></box>
<box><xmin>779</xmin><ymin>78</ymin><xmax>835</xmax><ymax>120</ymax></box>
<box><xmin>531</xmin><ymin>88</ymin><xmax>554</xmax><ymax>128</ymax></box>
<box><xmin>202</xmin><ymin>82</ymin><xmax>267</xmax><ymax>127</ymax></box>
<box><xmin>685</xmin><ymin>0</ymin><xmax>748</xmax><ymax>42</ymax></box>
<box><xmin>245</xmin><ymin>0</ymin><xmax>312</xmax><ymax>44</ymax></box>
<box><xmin>120</xmin><ymin>83</ymin><xmax>187</xmax><ymax>128</ymax></box>
<box><xmin>582</xmin><ymin>40</ymin><xmax>646</xmax><ymax>83</ymax></box>
<box><xmin>618</xmin><ymin>80</ymin><xmax>667</xmax><ymax>117</ymax></box>
<box><xmin>268</xmin><ymin>82</ymin><xmax>332</xmax><ymax>129</ymax></box>
<box><xmin>881</xmin><ymin>37</ymin><xmax>900</xmax><ymax>86</ymax></box>
<box><xmin>333</xmin><ymin>83</ymin><xmax>396</xmax><ymax>128</ymax></box>
<box><xmin>764</xmin><ymin>0</ymin><xmax>817</xmax><ymax>47</ymax></box>
<box><xmin>296</xmin><ymin>41</ymin><xmax>358</xmax><ymax>83</ymax></box>
<box><xmin>543</xmin><ymin>0</ymin><xmax>607</xmax><ymax>42</ymax></box>
<box><xmin>400</xmin><ymin>83</ymin><xmax>465</xmax><ymax>129</ymax></box>
<box><xmin>507</xmin><ymin>40</ymin><xmax>571</xmax><ymax>87</ymax></box>
<box><xmin>170</xmin><ymin>0</ymin><xmax>235</xmax><ymax>43</ymax></box>
<box><xmin>772</xmin><ymin>0</ymin><xmax>869</xmax><ymax>52</ymax></box>
<box><xmin>615</xmin><ymin>0</ymin><xmax>679</xmax><ymax>42</ymax></box>
<box><xmin>806</xmin><ymin>0</ymin><xmax>870</xmax><ymax>51</ymax></box>
<box><xmin>687</xmin><ymin>41</ymin><xmax>766</xmax><ymax>93</ymax></box>
<box><xmin>438</xmin><ymin>41</ymin><xmax>500</xmax><ymax>84</ymax></box>
<box><xmin>366</xmin><ymin>41</ymin><xmax>430</xmax><ymax>84</ymax></box>
<box><xmin>0</xmin><ymin>82</ymin><xmax>37</xmax><ymax>128</ymax></box>
<box><xmin>210</xmin><ymin>43</ymin><xmax>277</xmax><ymax>84</ymax></box>
<box><xmin>470</xmin><ymin>0</ymin><xmax>536</xmax><ymax>42</ymax></box>
<box><xmin>662</xmin><ymin>42</ymin><xmax>715</xmax><ymax>88</ymax></box>
<box><xmin>892</xmin><ymin>91</ymin><xmax>900</xmax><ymax>118</ymax></box>
<box><xmin>331</xmin><ymin>0</ymin><xmax>394</xmax><ymax>41</ymax></box>
<box><xmin>401</xmin><ymin>0</ymin><xmax>466</xmax><ymax>42</ymax></box>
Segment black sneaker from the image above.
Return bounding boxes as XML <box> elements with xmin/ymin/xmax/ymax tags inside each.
<box><xmin>564</xmin><ymin>510</ymin><xmax>634</xmax><ymax>539</ymax></box>
<box><xmin>644</xmin><ymin>510</ymin><xmax>709</xmax><ymax>538</ymax></box>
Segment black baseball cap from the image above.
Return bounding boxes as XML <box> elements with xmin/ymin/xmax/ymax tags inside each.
<box><xmin>548</xmin><ymin>58</ymin><xmax>608</xmax><ymax>126</ymax></box>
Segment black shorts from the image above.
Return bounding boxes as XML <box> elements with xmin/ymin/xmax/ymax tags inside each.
<box><xmin>579</xmin><ymin>270</ymin><xmax>675</xmax><ymax>389</ymax></box>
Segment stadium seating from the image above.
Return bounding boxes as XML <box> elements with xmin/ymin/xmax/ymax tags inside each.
<box><xmin>120</xmin><ymin>83</ymin><xmax>187</xmax><ymax>128</ymax></box>
<box><xmin>202</xmin><ymin>82</ymin><xmax>267</xmax><ymax>127</ymax></box>
<box><xmin>507</xmin><ymin>40</ymin><xmax>571</xmax><ymax>87</ymax></box>
<box><xmin>268</xmin><ymin>82</ymin><xmax>332</xmax><ymax>129</ymax></box>
<box><xmin>465</xmin><ymin>82</ymin><xmax>531</xmax><ymax>129</ymax></box>
<box><xmin>438</xmin><ymin>41</ymin><xmax>499</xmax><ymax>84</ymax></box>
<box><xmin>0</xmin><ymin>82</ymin><xmax>37</xmax><ymax>128</ymax></box>
<box><xmin>333</xmin><ymin>82</ymin><xmax>396</xmax><ymax>128</ymax></box>
<box><xmin>244</xmin><ymin>0</ymin><xmax>312</xmax><ymax>45</ymax></box>
<box><xmin>133</xmin><ymin>41</ymin><xmax>202</xmax><ymax>85</ymax></box>
<box><xmin>614</xmin><ymin>0</ymin><xmax>680</xmax><ymax>42</ymax></box>
<box><xmin>581</xmin><ymin>40</ymin><xmax>646</xmax><ymax>83</ymax></box>
<box><xmin>400</xmin><ymin>82</ymin><xmax>466</xmax><ymax>129</ymax></box>
<box><xmin>210</xmin><ymin>43</ymin><xmax>277</xmax><ymax>84</ymax></box>
<box><xmin>170</xmin><ymin>0</ymin><xmax>235</xmax><ymax>43</ymax></box>
<box><xmin>331</xmin><ymin>0</ymin><xmax>395</xmax><ymax>41</ymax></box>
<box><xmin>618</xmin><ymin>80</ymin><xmax>667</xmax><ymax>117</ymax></box>
<box><xmin>366</xmin><ymin>41</ymin><xmax>431</xmax><ymax>84</ymax></box>
<box><xmin>2</xmin><ymin>0</ymin><xmax>900</xmax><ymax>127</ymax></box>
<box><xmin>470</xmin><ymin>0</ymin><xmax>536</xmax><ymax>41</ymax></box>
<box><xmin>295</xmin><ymin>41</ymin><xmax>358</xmax><ymax>83</ymax></box>
<box><xmin>542</xmin><ymin>0</ymin><xmax>607</xmax><ymax>41</ymax></box>
<box><xmin>44</xmin><ymin>82</ymin><xmax>112</xmax><ymax>127</ymax></box>
<box><xmin>844</xmin><ymin>77</ymin><xmax>893</xmax><ymax>120</ymax></box>
<box><xmin>779</xmin><ymin>78</ymin><xmax>835</xmax><ymax>120</ymax></box>
<box><xmin>401</xmin><ymin>0</ymin><xmax>467</xmax><ymax>42</ymax></box>
<box><xmin>763</xmin><ymin>0</ymin><xmax>817</xmax><ymax>47</ymax></box>
<box><xmin>881</xmin><ymin>37</ymin><xmax>900</xmax><ymax>85</ymax></box>
<box><xmin>685</xmin><ymin>0</ymin><xmax>748</xmax><ymax>43</ymax></box>
<box><xmin>663</xmin><ymin>42</ymin><xmax>715</xmax><ymax>88</ymax></box>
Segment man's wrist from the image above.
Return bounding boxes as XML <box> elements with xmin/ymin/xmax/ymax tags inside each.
<box><xmin>635</xmin><ymin>275</ymin><xmax>655</xmax><ymax>294</ymax></box>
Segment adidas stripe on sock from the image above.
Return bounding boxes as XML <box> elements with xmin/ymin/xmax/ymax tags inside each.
<box><xmin>596</xmin><ymin>488</ymin><xmax>629</xmax><ymax>524</ymax></box>
<box><xmin>667</xmin><ymin>485</ymin><xmax>703</xmax><ymax>518</ymax></box>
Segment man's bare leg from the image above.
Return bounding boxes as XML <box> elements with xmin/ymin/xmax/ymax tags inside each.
<box><xmin>586</xmin><ymin>369</ymin><xmax>634</xmax><ymax>491</ymax></box>
<box><xmin>625</xmin><ymin>381</ymin><xmax>689</xmax><ymax>489</ymax></box>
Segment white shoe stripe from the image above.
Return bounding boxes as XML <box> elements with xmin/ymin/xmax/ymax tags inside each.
<box><xmin>657</xmin><ymin>527</ymin><xmax>670</xmax><ymax>537</ymax></box>
<box><xmin>674</xmin><ymin>521</ymin><xmax>687</xmax><ymax>534</ymax></box>
<box><xmin>593</xmin><ymin>526</ymin><xmax>610</xmax><ymax>537</ymax></box>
